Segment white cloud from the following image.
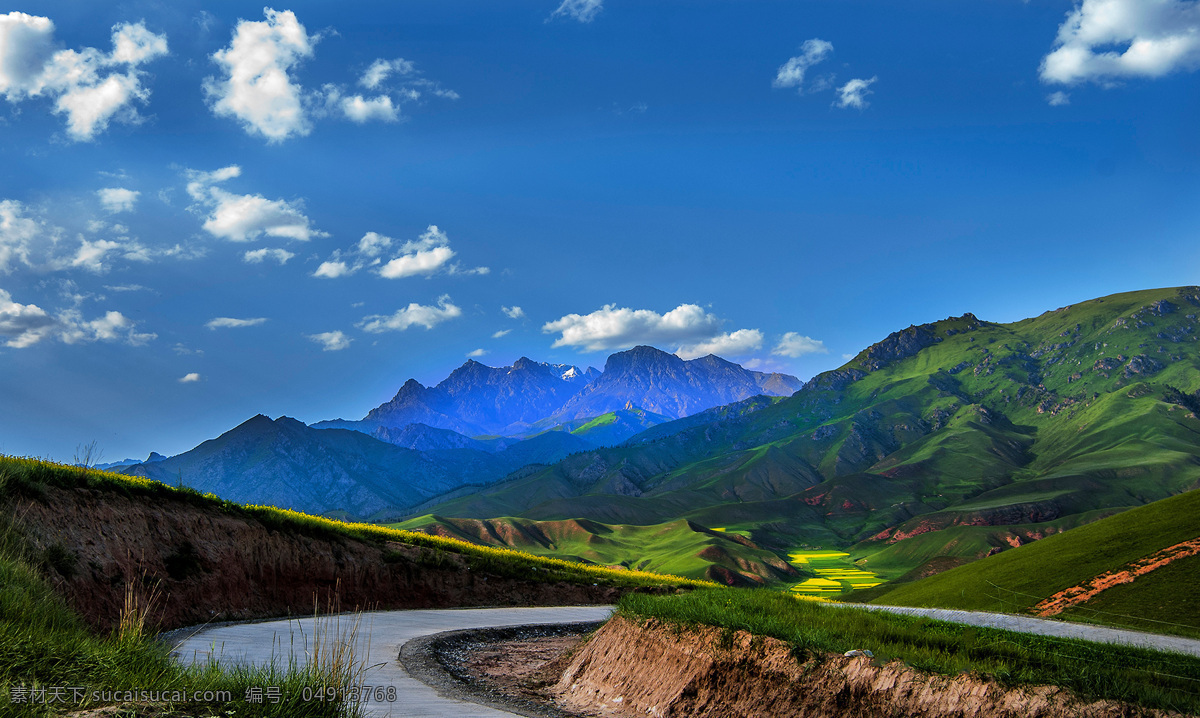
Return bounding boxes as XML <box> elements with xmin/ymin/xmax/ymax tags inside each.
<box><xmin>358</xmin><ymin>295</ymin><xmax>462</xmax><ymax>333</ymax></box>
<box><xmin>675</xmin><ymin>329</ymin><xmax>764</xmax><ymax>360</ymax></box>
<box><xmin>492</xmin><ymin>329</ymin><xmax>511</xmax><ymax>339</ymax></box>
<box><xmin>379</xmin><ymin>244</ymin><xmax>455</xmax><ymax>278</ymax></box>
<box><xmin>773</xmin><ymin>39</ymin><xmax>834</xmax><ymax>91</ymax></box>
<box><xmin>313</xmin><ymin>259</ymin><xmax>354</xmax><ymax>278</ymax></box>
<box><xmin>206</xmin><ymin>316</ymin><xmax>268</xmax><ymax>329</ymax></box>
<box><xmin>97</xmin><ymin>187</ymin><xmax>139</xmax><ymax>213</ymax></box>
<box><xmin>71</xmin><ymin>238</ymin><xmax>124</xmax><ymax>273</ymax></box>
<box><xmin>179</xmin><ymin>372</ymin><xmax>201</xmax><ymax>383</ymax></box>
<box><xmin>1</xmin><ymin>198</ymin><xmax>180</xmax><ymax>274</ymax></box>
<box><xmin>772</xmin><ymin>332</ymin><xmax>828</xmax><ymax>358</ymax></box>
<box><xmin>835</xmin><ymin>76</ymin><xmax>877</xmax><ymax>109</ymax></box>
<box><xmin>186</xmin><ymin>165</ymin><xmax>324</xmax><ymax>242</ymax></box>
<box><xmin>341</xmin><ymin>94</ymin><xmax>398</xmax><ymax>123</ymax></box>
<box><xmin>243</xmin><ymin>247</ymin><xmax>294</xmax><ymax>264</ymax></box>
<box><xmin>502</xmin><ymin>305</ymin><xmax>525</xmax><ymax>319</ymax></box>
<box><xmin>308</xmin><ymin>330</ymin><xmax>351</xmax><ymax>351</ymax></box>
<box><xmin>57</xmin><ymin>308</ymin><xmax>155</xmax><ymax>346</ymax></box>
<box><xmin>550</xmin><ymin>0</ymin><xmax>603</xmax><ymax>23</ymax></box>
<box><xmin>1040</xmin><ymin>0</ymin><xmax>1200</xmax><ymax>85</ymax></box>
<box><xmin>204</xmin><ymin>8</ymin><xmax>315</xmax><ymax>142</ymax></box>
<box><xmin>0</xmin><ymin>288</ymin><xmax>55</xmax><ymax>347</ymax></box>
<box><xmin>543</xmin><ymin>303</ymin><xmax>725</xmax><ymax>352</ymax></box>
<box><xmin>467</xmin><ymin>348</ymin><xmax>487</xmax><ymax>357</ymax></box>
<box><xmin>1047</xmin><ymin>90</ymin><xmax>1071</xmax><ymax>106</ymax></box>
<box><xmin>1</xmin><ymin>288</ymin><xmax>155</xmax><ymax>348</ymax></box>
<box><xmin>0</xmin><ymin>13</ymin><xmax>168</xmax><ymax>141</ymax></box>
<box><xmin>359</xmin><ymin>58</ymin><xmax>414</xmax><ymax>90</ymax></box>
<box><xmin>0</xmin><ymin>199</ymin><xmax>47</xmax><ymax>273</ymax></box>
<box><xmin>316</xmin><ymin>225</ymin><xmax>484</xmax><ymax>280</ymax></box>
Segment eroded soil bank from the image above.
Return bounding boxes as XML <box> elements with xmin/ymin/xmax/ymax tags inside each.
<box><xmin>12</xmin><ymin>485</ymin><xmax>623</xmax><ymax>631</ymax></box>
<box><xmin>551</xmin><ymin>615</ymin><xmax>1179</xmax><ymax>718</ymax></box>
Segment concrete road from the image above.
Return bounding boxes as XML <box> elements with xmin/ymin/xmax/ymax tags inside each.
<box><xmin>171</xmin><ymin>602</ymin><xmax>1199</xmax><ymax>718</ymax></box>
<box><xmin>171</xmin><ymin>605</ymin><xmax>614</xmax><ymax>718</ymax></box>
<box><xmin>857</xmin><ymin>604</ymin><xmax>1200</xmax><ymax>657</ymax></box>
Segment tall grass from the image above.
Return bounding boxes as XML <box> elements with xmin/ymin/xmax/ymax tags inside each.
<box><xmin>619</xmin><ymin>589</ymin><xmax>1200</xmax><ymax>715</ymax></box>
<box><xmin>0</xmin><ymin>484</ymin><xmax>367</xmax><ymax>717</ymax></box>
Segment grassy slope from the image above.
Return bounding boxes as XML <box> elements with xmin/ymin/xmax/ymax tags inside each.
<box><xmin>394</xmin><ymin>514</ymin><xmax>797</xmax><ymax>584</ymax></box>
<box><xmin>420</xmin><ymin>286</ymin><xmax>1200</xmax><ymax>588</ymax></box>
<box><xmin>857</xmin><ymin>488</ymin><xmax>1200</xmax><ymax>637</ymax></box>
<box><xmin>619</xmin><ymin>589</ymin><xmax>1200</xmax><ymax>715</ymax></box>
<box><xmin>0</xmin><ymin>454</ymin><xmax>717</xmax><ymax>715</ymax></box>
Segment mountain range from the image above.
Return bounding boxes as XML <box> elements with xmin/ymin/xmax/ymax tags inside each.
<box><xmin>315</xmin><ymin>349</ymin><xmax>801</xmax><ymax>437</ymax></box>
<box><xmin>124</xmin><ymin>286</ymin><xmax>1200</xmax><ymax>586</ymax></box>
<box><xmin>398</xmin><ymin>286</ymin><xmax>1200</xmax><ymax>584</ymax></box>
<box><xmin>125</xmin><ymin>346</ymin><xmax>802</xmax><ymax>519</ymax></box>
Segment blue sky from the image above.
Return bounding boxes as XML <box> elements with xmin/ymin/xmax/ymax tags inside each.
<box><xmin>1</xmin><ymin>0</ymin><xmax>1198</xmax><ymax>461</ymax></box>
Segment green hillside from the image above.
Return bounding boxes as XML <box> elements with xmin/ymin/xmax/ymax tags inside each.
<box><xmin>395</xmin><ymin>514</ymin><xmax>799</xmax><ymax>585</ymax></box>
<box><xmin>416</xmin><ymin>286</ymin><xmax>1200</xmax><ymax>591</ymax></box>
<box><xmin>855</xmin><ymin>488</ymin><xmax>1200</xmax><ymax>638</ymax></box>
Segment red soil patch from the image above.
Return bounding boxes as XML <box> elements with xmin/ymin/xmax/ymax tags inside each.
<box><xmin>1032</xmin><ymin>537</ymin><xmax>1200</xmax><ymax>617</ymax></box>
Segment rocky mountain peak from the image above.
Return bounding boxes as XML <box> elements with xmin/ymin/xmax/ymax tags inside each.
<box><xmin>604</xmin><ymin>345</ymin><xmax>685</xmax><ymax>375</ymax></box>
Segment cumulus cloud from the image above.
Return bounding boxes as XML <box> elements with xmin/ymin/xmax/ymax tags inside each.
<box><xmin>2</xmin><ymin>198</ymin><xmax>182</xmax><ymax>274</ymax></box>
<box><xmin>675</xmin><ymin>329</ymin><xmax>764</xmax><ymax>360</ymax></box>
<box><xmin>0</xmin><ymin>287</ymin><xmax>56</xmax><ymax>347</ymax></box>
<box><xmin>1047</xmin><ymin>90</ymin><xmax>1071</xmax><ymax>106</ymax></box>
<box><xmin>467</xmin><ymin>348</ymin><xmax>487</xmax><ymax>357</ymax></box>
<box><xmin>179</xmin><ymin>372</ymin><xmax>200</xmax><ymax>383</ymax></box>
<box><xmin>0</xmin><ymin>199</ymin><xmax>48</xmax><ymax>273</ymax></box>
<box><xmin>773</xmin><ymin>39</ymin><xmax>834</xmax><ymax>91</ymax></box>
<box><xmin>1040</xmin><ymin>0</ymin><xmax>1200</xmax><ymax>85</ymax></box>
<box><xmin>379</xmin><ymin>244</ymin><xmax>455</xmax><ymax>278</ymax></box>
<box><xmin>341</xmin><ymin>94</ymin><xmax>397</xmax><ymax>123</ymax></box>
<box><xmin>243</xmin><ymin>248</ymin><xmax>294</xmax><ymax>264</ymax></box>
<box><xmin>97</xmin><ymin>187</ymin><xmax>139</xmax><ymax>213</ymax></box>
<box><xmin>308</xmin><ymin>330</ymin><xmax>351</xmax><ymax>351</ymax></box>
<box><xmin>359</xmin><ymin>58</ymin><xmax>414</xmax><ymax>90</ymax></box>
<box><xmin>315</xmin><ymin>225</ymin><xmax>485</xmax><ymax>280</ymax></box>
<box><xmin>0</xmin><ymin>13</ymin><xmax>168</xmax><ymax>140</ymax></box>
<box><xmin>204</xmin><ymin>8</ymin><xmax>316</xmax><ymax>142</ymax></box>
<box><xmin>492</xmin><ymin>329</ymin><xmax>511</xmax><ymax>339</ymax></box>
<box><xmin>206</xmin><ymin>316</ymin><xmax>267</xmax><ymax>329</ymax></box>
<box><xmin>358</xmin><ymin>295</ymin><xmax>462</xmax><ymax>333</ymax></box>
<box><xmin>57</xmin><ymin>308</ymin><xmax>155</xmax><ymax>345</ymax></box>
<box><xmin>186</xmin><ymin>165</ymin><xmax>325</xmax><ymax>243</ymax></box>
<box><xmin>502</xmin><ymin>305</ymin><xmax>525</xmax><ymax>319</ymax></box>
<box><xmin>543</xmin><ymin>303</ymin><xmax>728</xmax><ymax>352</ymax></box>
<box><xmin>549</xmin><ymin>0</ymin><xmax>603</xmax><ymax>23</ymax></box>
<box><xmin>772</xmin><ymin>332</ymin><xmax>828</xmax><ymax>357</ymax></box>
<box><xmin>835</xmin><ymin>77</ymin><xmax>877</xmax><ymax>109</ymax></box>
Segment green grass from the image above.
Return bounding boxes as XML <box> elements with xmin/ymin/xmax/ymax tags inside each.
<box><xmin>0</xmin><ymin>454</ymin><xmax>712</xmax><ymax>592</ymax></box>
<box><xmin>0</xmin><ymin>514</ymin><xmax>359</xmax><ymax>717</ymax></box>
<box><xmin>619</xmin><ymin>589</ymin><xmax>1200</xmax><ymax>715</ymax></box>
<box><xmin>1057</xmin><ymin>553</ymin><xmax>1200</xmax><ymax>640</ymax></box>
<box><xmin>860</xmin><ymin>488</ymin><xmax>1200</xmax><ymax>635</ymax></box>
<box><xmin>393</xmin><ymin>515</ymin><xmax>786</xmax><ymax>584</ymax></box>
<box><xmin>0</xmin><ymin>453</ymin><xmax>714</xmax><ymax>715</ymax></box>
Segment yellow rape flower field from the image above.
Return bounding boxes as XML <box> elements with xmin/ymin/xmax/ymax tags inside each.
<box><xmin>787</xmin><ymin>550</ymin><xmax>882</xmax><ymax>596</ymax></box>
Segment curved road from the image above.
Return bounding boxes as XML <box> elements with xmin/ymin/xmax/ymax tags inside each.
<box><xmin>172</xmin><ymin>605</ymin><xmax>613</xmax><ymax>718</ymax></box>
<box><xmin>171</xmin><ymin>603</ymin><xmax>1200</xmax><ymax>717</ymax></box>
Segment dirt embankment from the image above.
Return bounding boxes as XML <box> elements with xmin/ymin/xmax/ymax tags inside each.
<box><xmin>12</xmin><ymin>485</ymin><xmax>622</xmax><ymax>632</ymax></box>
<box><xmin>551</xmin><ymin>615</ymin><xmax>1174</xmax><ymax>718</ymax></box>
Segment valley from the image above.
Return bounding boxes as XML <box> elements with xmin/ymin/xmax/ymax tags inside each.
<box><xmin>115</xmin><ymin>286</ymin><xmax>1200</xmax><ymax>605</ymax></box>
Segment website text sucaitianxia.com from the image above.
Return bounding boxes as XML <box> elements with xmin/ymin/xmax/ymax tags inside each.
<box><xmin>8</xmin><ymin>684</ymin><xmax>399</xmax><ymax>705</ymax></box>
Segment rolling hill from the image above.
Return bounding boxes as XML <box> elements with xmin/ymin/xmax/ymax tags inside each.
<box><xmin>414</xmin><ymin>286</ymin><xmax>1200</xmax><ymax>587</ymax></box>
<box><xmin>852</xmin><ymin>487</ymin><xmax>1200</xmax><ymax>638</ymax></box>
